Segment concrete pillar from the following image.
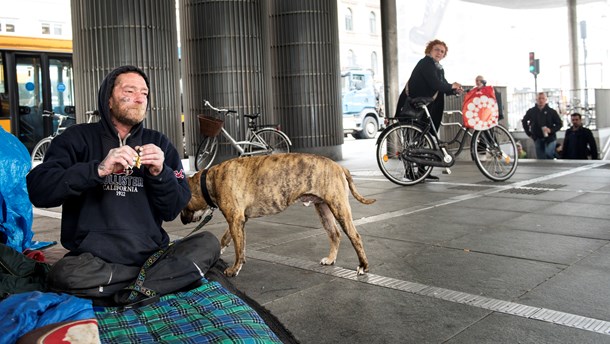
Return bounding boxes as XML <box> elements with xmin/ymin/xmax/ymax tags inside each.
<box><xmin>268</xmin><ymin>0</ymin><xmax>343</xmax><ymax>160</ymax></box>
<box><xmin>567</xmin><ymin>0</ymin><xmax>580</xmax><ymax>92</ymax></box>
<box><xmin>380</xmin><ymin>0</ymin><xmax>399</xmax><ymax>118</ymax></box>
<box><xmin>180</xmin><ymin>0</ymin><xmax>267</xmax><ymax>164</ymax></box>
<box><xmin>70</xmin><ymin>0</ymin><xmax>182</xmax><ymax>151</ymax></box>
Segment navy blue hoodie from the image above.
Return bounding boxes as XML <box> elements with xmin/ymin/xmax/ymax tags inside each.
<box><xmin>27</xmin><ymin>66</ymin><xmax>190</xmax><ymax>266</ymax></box>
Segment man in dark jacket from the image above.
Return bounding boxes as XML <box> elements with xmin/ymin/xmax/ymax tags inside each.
<box><xmin>27</xmin><ymin>66</ymin><xmax>220</xmax><ymax>303</ymax></box>
<box><xmin>521</xmin><ymin>92</ymin><xmax>563</xmax><ymax>159</ymax></box>
<box><xmin>561</xmin><ymin>112</ymin><xmax>598</xmax><ymax>159</ymax></box>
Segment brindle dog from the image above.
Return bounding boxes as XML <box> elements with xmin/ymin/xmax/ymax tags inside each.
<box><xmin>180</xmin><ymin>153</ymin><xmax>375</xmax><ymax>277</ymax></box>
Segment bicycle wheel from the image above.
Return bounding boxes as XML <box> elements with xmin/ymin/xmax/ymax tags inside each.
<box><xmin>471</xmin><ymin>125</ymin><xmax>518</xmax><ymax>181</ymax></box>
<box><xmin>376</xmin><ymin>124</ymin><xmax>434</xmax><ymax>186</ymax></box>
<box><xmin>195</xmin><ymin>135</ymin><xmax>219</xmax><ymax>171</ymax></box>
<box><xmin>248</xmin><ymin>128</ymin><xmax>290</xmax><ymax>155</ymax></box>
<box><xmin>31</xmin><ymin>137</ymin><xmax>53</xmax><ymax>165</ymax></box>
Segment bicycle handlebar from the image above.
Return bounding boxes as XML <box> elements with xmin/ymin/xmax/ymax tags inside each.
<box><xmin>42</xmin><ymin>110</ymin><xmax>76</xmax><ymax>121</ymax></box>
<box><xmin>203</xmin><ymin>99</ymin><xmax>237</xmax><ymax>114</ymax></box>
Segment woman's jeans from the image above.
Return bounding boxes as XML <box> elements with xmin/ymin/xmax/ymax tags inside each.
<box><xmin>535</xmin><ymin>138</ymin><xmax>557</xmax><ymax>159</ymax></box>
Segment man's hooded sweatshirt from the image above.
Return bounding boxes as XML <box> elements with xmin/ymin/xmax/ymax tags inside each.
<box><xmin>27</xmin><ymin>66</ymin><xmax>190</xmax><ymax>266</ymax></box>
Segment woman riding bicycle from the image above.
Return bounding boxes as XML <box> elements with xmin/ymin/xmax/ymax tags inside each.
<box><xmin>394</xmin><ymin>39</ymin><xmax>463</xmax><ymax>180</ymax></box>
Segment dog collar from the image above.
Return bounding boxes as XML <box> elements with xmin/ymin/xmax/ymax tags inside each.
<box><xmin>199</xmin><ymin>169</ymin><xmax>218</xmax><ymax>209</ymax></box>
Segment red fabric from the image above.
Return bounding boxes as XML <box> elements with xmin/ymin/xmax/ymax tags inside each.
<box><xmin>461</xmin><ymin>86</ymin><xmax>499</xmax><ymax>130</ymax></box>
<box><xmin>23</xmin><ymin>249</ymin><xmax>46</xmax><ymax>263</ymax></box>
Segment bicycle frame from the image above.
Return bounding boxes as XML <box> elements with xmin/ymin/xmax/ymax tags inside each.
<box><xmin>201</xmin><ymin>100</ymin><xmax>290</xmax><ymax>158</ymax></box>
<box><xmin>402</xmin><ymin>105</ymin><xmax>466</xmax><ymax>168</ymax></box>
<box><xmin>396</xmin><ymin>104</ymin><xmax>500</xmax><ymax>169</ymax></box>
<box><xmin>217</xmin><ymin>126</ymin><xmax>270</xmax><ymax>156</ymax></box>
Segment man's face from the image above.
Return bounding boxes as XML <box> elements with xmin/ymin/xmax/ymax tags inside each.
<box><xmin>475</xmin><ymin>77</ymin><xmax>485</xmax><ymax>87</ymax></box>
<box><xmin>570</xmin><ymin>115</ymin><xmax>582</xmax><ymax>129</ymax></box>
<box><xmin>109</xmin><ymin>72</ymin><xmax>149</xmax><ymax>127</ymax></box>
<box><xmin>536</xmin><ymin>94</ymin><xmax>547</xmax><ymax>108</ymax></box>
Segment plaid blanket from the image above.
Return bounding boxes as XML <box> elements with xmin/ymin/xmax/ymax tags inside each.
<box><xmin>95</xmin><ymin>280</ymin><xmax>282</xmax><ymax>343</ymax></box>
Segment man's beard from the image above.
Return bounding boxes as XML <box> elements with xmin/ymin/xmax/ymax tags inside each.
<box><xmin>114</xmin><ymin>107</ymin><xmax>146</xmax><ymax>126</ymax></box>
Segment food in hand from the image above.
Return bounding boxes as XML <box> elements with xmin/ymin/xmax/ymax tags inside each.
<box><xmin>134</xmin><ymin>153</ymin><xmax>141</xmax><ymax>168</ymax></box>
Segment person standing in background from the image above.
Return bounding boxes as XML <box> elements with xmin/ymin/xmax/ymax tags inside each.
<box><xmin>560</xmin><ymin>112</ymin><xmax>598</xmax><ymax>159</ymax></box>
<box><xmin>521</xmin><ymin>92</ymin><xmax>562</xmax><ymax>159</ymax></box>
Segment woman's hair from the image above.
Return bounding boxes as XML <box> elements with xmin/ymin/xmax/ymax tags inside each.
<box><xmin>424</xmin><ymin>39</ymin><xmax>448</xmax><ymax>57</ymax></box>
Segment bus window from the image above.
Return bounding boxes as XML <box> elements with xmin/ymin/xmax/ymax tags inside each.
<box><xmin>49</xmin><ymin>57</ymin><xmax>75</xmax><ymax>123</ymax></box>
<box><xmin>16</xmin><ymin>56</ymin><xmax>43</xmax><ymax>151</ymax></box>
<box><xmin>1</xmin><ymin>53</ymin><xmax>10</xmax><ymax>131</ymax></box>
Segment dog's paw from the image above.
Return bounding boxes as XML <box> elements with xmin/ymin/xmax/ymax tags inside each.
<box><xmin>356</xmin><ymin>266</ymin><xmax>367</xmax><ymax>275</ymax></box>
<box><xmin>224</xmin><ymin>266</ymin><xmax>241</xmax><ymax>277</ymax></box>
<box><xmin>220</xmin><ymin>245</ymin><xmax>229</xmax><ymax>255</ymax></box>
<box><xmin>320</xmin><ymin>257</ymin><xmax>335</xmax><ymax>266</ymax></box>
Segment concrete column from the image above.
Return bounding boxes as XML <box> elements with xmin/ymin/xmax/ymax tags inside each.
<box><xmin>380</xmin><ymin>0</ymin><xmax>398</xmax><ymax>118</ymax></box>
<box><xmin>70</xmin><ymin>0</ymin><xmax>182</xmax><ymax>151</ymax></box>
<box><xmin>567</xmin><ymin>0</ymin><xmax>580</xmax><ymax>92</ymax></box>
<box><xmin>268</xmin><ymin>0</ymin><xmax>343</xmax><ymax>160</ymax></box>
<box><xmin>179</xmin><ymin>0</ymin><xmax>267</xmax><ymax>163</ymax></box>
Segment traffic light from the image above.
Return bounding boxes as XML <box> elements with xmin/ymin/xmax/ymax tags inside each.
<box><xmin>529</xmin><ymin>52</ymin><xmax>539</xmax><ymax>75</ymax></box>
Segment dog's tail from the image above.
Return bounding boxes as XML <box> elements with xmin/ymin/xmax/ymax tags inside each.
<box><xmin>342</xmin><ymin>167</ymin><xmax>376</xmax><ymax>205</ymax></box>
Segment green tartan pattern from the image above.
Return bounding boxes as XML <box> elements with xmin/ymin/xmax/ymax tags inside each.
<box><xmin>95</xmin><ymin>280</ymin><xmax>282</xmax><ymax>343</ymax></box>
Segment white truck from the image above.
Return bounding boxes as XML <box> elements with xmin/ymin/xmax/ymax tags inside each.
<box><xmin>341</xmin><ymin>68</ymin><xmax>384</xmax><ymax>139</ymax></box>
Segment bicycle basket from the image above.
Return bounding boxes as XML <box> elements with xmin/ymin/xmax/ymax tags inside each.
<box><xmin>198</xmin><ymin>115</ymin><xmax>224</xmax><ymax>137</ymax></box>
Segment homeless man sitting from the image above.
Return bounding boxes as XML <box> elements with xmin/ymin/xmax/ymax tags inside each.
<box><xmin>26</xmin><ymin>65</ymin><xmax>220</xmax><ymax>305</ymax></box>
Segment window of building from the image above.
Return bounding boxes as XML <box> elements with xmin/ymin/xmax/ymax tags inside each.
<box><xmin>371</xmin><ymin>52</ymin><xmax>378</xmax><ymax>75</ymax></box>
<box><xmin>348</xmin><ymin>49</ymin><xmax>356</xmax><ymax>67</ymax></box>
<box><xmin>369</xmin><ymin>11</ymin><xmax>376</xmax><ymax>34</ymax></box>
<box><xmin>42</xmin><ymin>23</ymin><xmax>51</xmax><ymax>35</ymax></box>
<box><xmin>6</xmin><ymin>23</ymin><xmax>15</xmax><ymax>32</ymax></box>
<box><xmin>345</xmin><ymin>8</ymin><xmax>353</xmax><ymax>31</ymax></box>
<box><xmin>53</xmin><ymin>24</ymin><xmax>62</xmax><ymax>36</ymax></box>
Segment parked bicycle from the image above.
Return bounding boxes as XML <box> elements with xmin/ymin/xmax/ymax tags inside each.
<box><xmin>195</xmin><ymin>100</ymin><xmax>291</xmax><ymax>170</ymax></box>
<box><xmin>30</xmin><ymin>108</ymin><xmax>98</xmax><ymax>165</ymax></box>
<box><xmin>376</xmin><ymin>96</ymin><xmax>518</xmax><ymax>186</ymax></box>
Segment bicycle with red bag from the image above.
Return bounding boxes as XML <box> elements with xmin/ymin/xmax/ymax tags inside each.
<box><xmin>376</xmin><ymin>85</ymin><xmax>518</xmax><ymax>186</ymax></box>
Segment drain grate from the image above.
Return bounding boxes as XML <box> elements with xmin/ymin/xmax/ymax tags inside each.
<box><xmin>522</xmin><ymin>183</ymin><xmax>566</xmax><ymax>189</ymax></box>
<box><xmin>476</xmin><ymin>180</ymin><xmax>513</xmax><ymax>185</ymax></box>
<box><xmin>449</xmin><ymin>185</ymin><xmax>493</xmax><ymax>191</ymax></box>
<box><xmin>500</xmin><ymin>188</ymin><xmax>549</xmax><ymax>195</ymax></box>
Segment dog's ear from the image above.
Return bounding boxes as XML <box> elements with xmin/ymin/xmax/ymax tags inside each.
<box><xmin>187</xmin><ymin>170</ymin><xmax>202</xmax><ymax>193</ymax></box>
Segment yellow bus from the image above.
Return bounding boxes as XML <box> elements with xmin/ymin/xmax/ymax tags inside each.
<box><xmin>0</xmin><ymin>35</ymin><xmax>74</xmax><ymax>152</ymax></box>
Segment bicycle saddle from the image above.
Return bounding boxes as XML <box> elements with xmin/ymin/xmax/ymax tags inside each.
<box><xmin>408</xmin><ymin>97</ymin><xmax>435</xmax><ymax>108</ymax></box>
<box><xmin>243</xmin><ymin>113</ymin><xmax>260</xmax><ymax>119</ymax></box>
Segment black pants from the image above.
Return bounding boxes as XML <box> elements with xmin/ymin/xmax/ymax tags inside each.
<box><xmin>47</xmin><ymin>231</ymin><xmax>221</xmax><ymax>304</ymax></box>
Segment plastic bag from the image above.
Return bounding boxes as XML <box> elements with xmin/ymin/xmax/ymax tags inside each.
<box><xmin>461</xmin><ymin>86</ymin><xmax>499</xmax><ymax>130</ymax></box>
<box><xmin>0</xmin><ymin>127</ymin><xmax>33</xmax><ymax>251</ymax></box>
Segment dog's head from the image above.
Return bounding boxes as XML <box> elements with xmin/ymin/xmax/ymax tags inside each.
<box><xmin>180</xmin><ymin>170</ymin><xmax>211</xmax><ymax>224</ymax></box>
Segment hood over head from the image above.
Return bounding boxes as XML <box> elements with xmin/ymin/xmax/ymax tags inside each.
<box><xmin>97</xmin><ymin>65</ymin><xmax>150</xmax><ymax>127</ymax></box>
<box><xmin>97</xmin><ymin>65</ymin><xmax>150</xmax><ymax>152</ymax></box>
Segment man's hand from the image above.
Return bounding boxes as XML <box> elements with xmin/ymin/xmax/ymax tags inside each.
<box><xmin>97</xmin><ymin>144</ymin><xmax>165</xmax><ymax>177</ymax></box>
<box><xmin>136</xmin><ymin>144</ymin><xmax>165</xmax><ymax>176</ymax></box>
<box><xmin>98</xmin><ymin>146</ymin><xmax>139</xmax><ymax>177</ymax></box>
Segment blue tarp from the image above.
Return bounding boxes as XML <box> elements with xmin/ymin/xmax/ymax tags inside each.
<box><xmin>0</xmin><ymin>291</ymin><xmax>95</xmax><ymax>343</ymax></box>
<box><xmin>0</xmin><ymin>127</ymin><xmax>34</xmax><ymax>251</ymax></box>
